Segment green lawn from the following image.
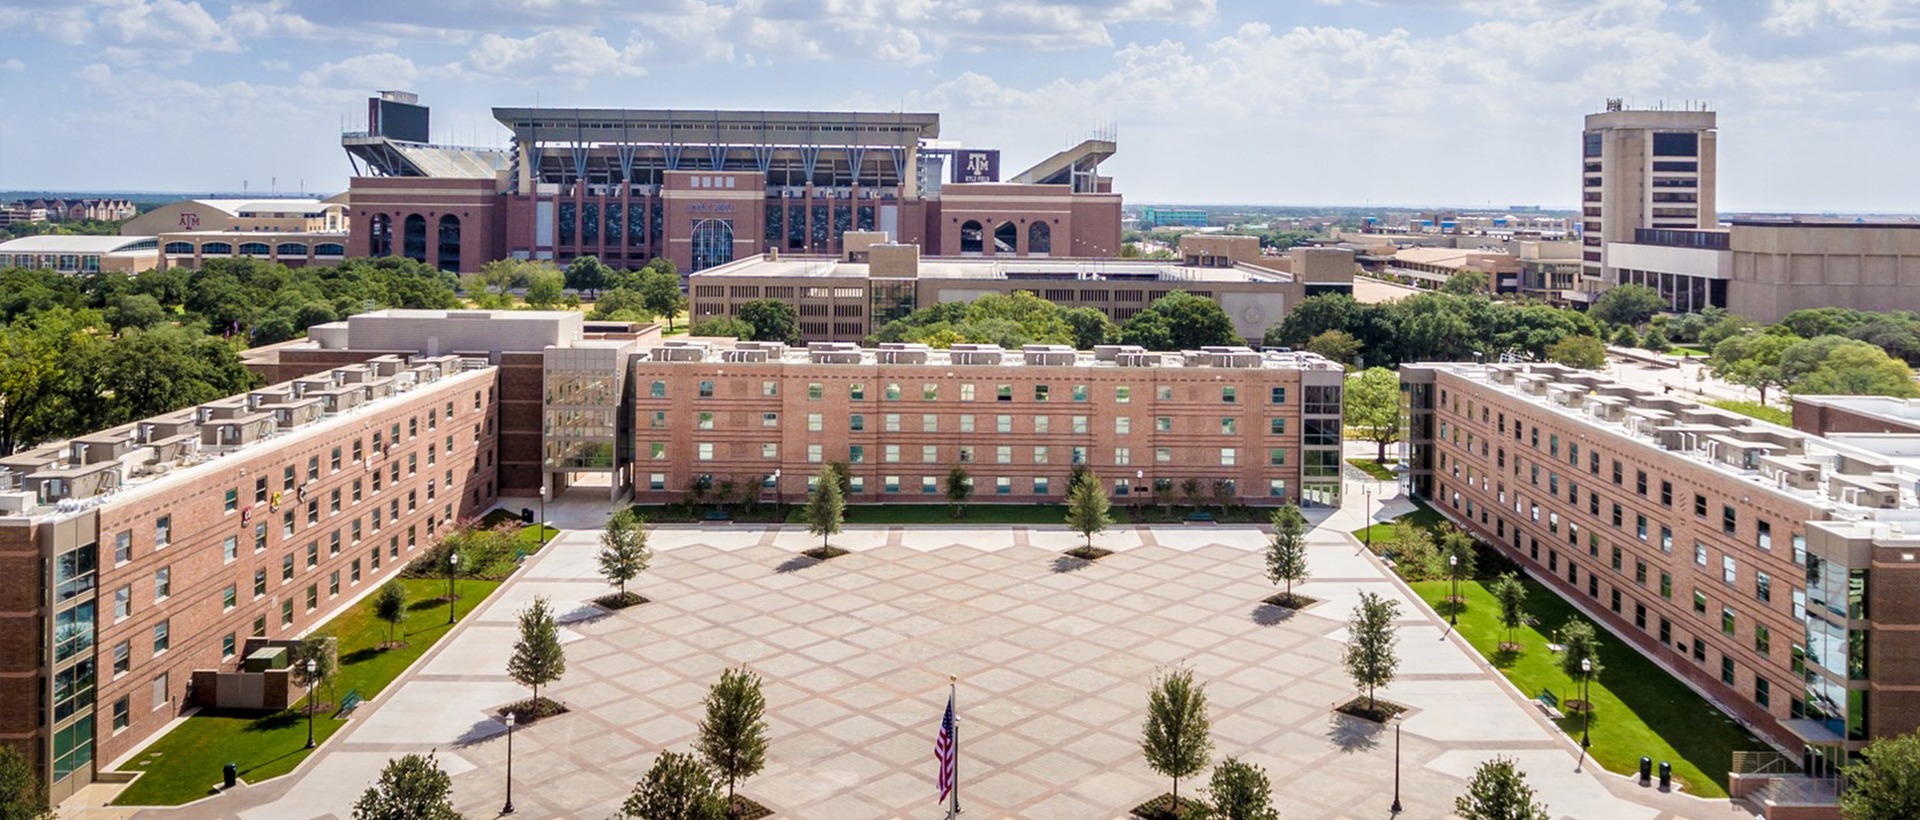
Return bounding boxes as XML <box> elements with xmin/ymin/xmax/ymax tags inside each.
<box><xmin>1407</xmin><ymin>578</ymin><xmax>1764</xmax><ymax>798</ymax></box>
<box><xmin>1346</xmin><ymin>458</ymin><xmax>1398</xmax><ymax>481</ymax></box>
<box><xmin>1709</xmin><ymin>399</ymin><xmax>1792</xmax><ymax>427</ymax></box>
<box><xmin>1351</xmin><ymin>498</ymin><xmax>1445</xmax><ymax>545</ymax></box>
<box><xmin>785</xmin><ymin>503</ymin><xmax>1074</xmax><ymax>525</ymax></box>
<box><xmin>112</xmin><ymin>576</ymin><xmax>503</xmax><ymax>806</ymax></box>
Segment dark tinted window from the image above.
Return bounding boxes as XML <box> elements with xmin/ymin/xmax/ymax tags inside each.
<box><xmin>1583</xmin><ymin>132</ymin><xmax>1603</xmax><ymax>157</ymax></box>
<box><xmin>1652</xmin><ymin>132</ymin><xmax>1698</xmax><ymax>156</ymax></box>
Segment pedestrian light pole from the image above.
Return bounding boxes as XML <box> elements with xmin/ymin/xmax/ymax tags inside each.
<box><xmin>1363</xmin><ymin>485</ymin><xmax>1375</xmax><ymax>550</ymax></box>
<box><xmin>446</xmin><ymin>550</ymin><xmax>460</xmax><ymax>624</ymax></box>
<box><xmin>303</xmin><ymin>659</ymin><xmax>317</xmax><ymax>749</ymax></box>
<box><xmin>1390</xmin><ymin>712</ymin><xmax>1404</xmax><ymax>814</ymax></box>
<box><xmin>1580</xmin><ymin>657</ymin><xmax>1593</xmax><ymax>750</ymax></box>
<box><xmin>1448</xmin><ymin>553</ymin><xmax>1459</xmax><ymax>626</ymax></box>
<box><xmin>501</xmin><ymin>711</ymin><xmax>517</xmax><ymax>815</ymax></box>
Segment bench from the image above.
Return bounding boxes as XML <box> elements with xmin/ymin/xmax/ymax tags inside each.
<box><xmin>335</xmin><ymin>689</ymin><xmax>364</xmax><ymax>719</ymax></box>
<box><xmin>1534</xmin><ymin>688</ymin><xmax>1565</xmax><ymax>720</ymax></box>
<box><xmin>1186</xmin><ymin>511</ymin><xmax>1216</xmax><ymax>522</ymax></box>
<box><xmin>701</xmin><ymin>509</ymin><xmax>732</xmax><ymax>522</ymax></box>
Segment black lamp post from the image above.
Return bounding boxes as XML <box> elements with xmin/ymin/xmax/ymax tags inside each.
<box><xmin>446</xmin><ymin>550</ymin><xmax>460</xmax><ymax>624</ymax></box>
<box><xmin>1448</xmin><ymin>553</ymin><xmax>1459</xmax><ymax>626</ymax></box>
<box><xmin>1390</xmin><ymin>713</ymin><xmax>1403</xmax><ymax>814</ymax></box>
<box><xmin>303</xmin><ymin>658</ymin><xmax>317</xmax><ymax>749</ymax></box>
<box><xmin>1363</xmin><ymin>485</ymin><xmax>1374</xmax><ymax>550</ymax></box>
<box><xmin>501</xmin><ymin>711</ymin><xmax>517</xmax><ymax>814</ymax></box>
<box><xmin>1580</xmin><ymin>657</ymin><xmax>1593</xmax><ymax>749</ymax></box>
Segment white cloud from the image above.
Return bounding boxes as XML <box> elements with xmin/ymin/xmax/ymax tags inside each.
<box><xmin>466</xmin><ymin>30</ymin><xmax>651</xmax><ymax>79</ymax></box>
<box><xmin>227</xmin><ymin>1</ymin><xmax>320</xmax><ymax>39</ymax></box>
<box><xmin>93</xmin><ymin>0</ymin><xmax>239</xmax><ymax>61</ymax></box>
<box><xmin>299</xmin><ymin>53</ymin><xmax>421</xmax><ymax>89</ymax></box>
<box><xmin>1</xmin><ymin>58</ymin><xmax>25</xmax><ymax>72</ymax></box>
<box><xmin>1765</xmin><ymin>0</ymin><xmax>1920</xmax><ymax>35</ymax></box>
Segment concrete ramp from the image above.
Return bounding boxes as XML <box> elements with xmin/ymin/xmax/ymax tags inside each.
<box><xmin>1009</xmin><ymin>138</ymin><xmax>1116</xmax><ymax>191</ymax></box>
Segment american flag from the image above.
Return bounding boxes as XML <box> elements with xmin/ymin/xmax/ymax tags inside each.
<box><xmin>934</xmin><ymin>690</ymin><xmax>956</xmax><ymax>804</ymax></box>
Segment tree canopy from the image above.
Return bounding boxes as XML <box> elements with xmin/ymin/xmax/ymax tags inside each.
<box><xmin>1841</xmin><ymin>730</ymin><xmax>1920</xmax><ymax>820</ymax></box>
<box><xmin>1344</xmin><ymin>367</ymin><xmax>1401</xmax><ymax>461</ymax></box>
<box><xmin>1121</xmin><ymin>290</ymin><xmax>1240</xmax><ymax>350</ymax></box>
<box><xmin>350</xmin><ymin>753</ymin><xmax>462</xmax><ymax>820</ymax></box>
<box><xmin>1589</xmin><ymin>283</ymin><xmax>1665</xmax><ymax>328</ymax></box>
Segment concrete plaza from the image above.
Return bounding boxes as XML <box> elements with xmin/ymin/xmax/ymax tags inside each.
<box><xmin>95</xmin><ymin>468</ymin><xmax>1753</xmax><ymax>819</ymax></box>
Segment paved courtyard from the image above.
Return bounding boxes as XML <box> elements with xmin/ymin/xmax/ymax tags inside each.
<box><xmin>108</xmin><ymin>482</ymin><xmax>1750</xmax><ymax>819</ymax></box>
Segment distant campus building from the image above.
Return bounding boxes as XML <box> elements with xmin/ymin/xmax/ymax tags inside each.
<box><xmin>340</xmin><ymin>93</ymin><xmax>1123</xmax><ymax>274</ymax></box>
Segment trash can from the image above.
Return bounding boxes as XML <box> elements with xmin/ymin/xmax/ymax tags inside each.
<box><xmin>1638</xmin><ymin>757</ymin><xmax>1651</xmax><ymax>785</ymax></box>
<box><xmin>223</xmin><ymin>762</ymin><xmax>238</xmax><ymax>789</ymax></box>
<box><xmin>1658</xmin><ymin>761</ymin><xmax>1672</xmax><ymax>790</ymax></box>
<box><xmin>520</xmin><ymin>507</ymin><xmax>535</xmax><ymax>524</ymax></box>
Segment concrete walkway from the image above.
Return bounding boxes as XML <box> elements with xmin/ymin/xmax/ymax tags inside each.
<box><xmin>74</xmin><ymin>457</ymin><xmax>1753</xmax><ymax>820</ymax></box>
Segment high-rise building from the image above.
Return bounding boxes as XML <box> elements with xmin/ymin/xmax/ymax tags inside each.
<box><xmin>1579</xmin><ymin>100</ymin><xmax>1717</xmax><ymax>300</ymax></box>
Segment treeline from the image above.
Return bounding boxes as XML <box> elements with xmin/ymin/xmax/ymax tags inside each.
<box><xmin>0</xmin><ymin>256</ymin><xmax>471</xmax><ymax>454</ymax></box>
<box><xmin>1264</xmin><ymin>291</ymin><xmax>1602</xmax><ymax>369</ymax></box>
<box><xmin>866</xmin><ymin>290</ymin><xmax>1243</xmax><ymax>352</ymax></box>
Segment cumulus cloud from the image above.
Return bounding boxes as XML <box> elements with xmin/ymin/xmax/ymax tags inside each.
<box><xmin>93</xmin><ymin>0</ymin><xmax>239</xmax><ymax>62</ymax></box>
<box><xmin>466</xmin><ymin>29</ymin><xmax>651</xmax><ymax>79</ymax></box>
<box><xmin>299</xmin><ymin>53</ymin><xmax>421</xmax><ymax>89</ymax></box>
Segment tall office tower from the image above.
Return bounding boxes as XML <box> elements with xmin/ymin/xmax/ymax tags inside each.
<box><xmin>1578</xmin><ymin>99</ymin><xmax>1717</xmax><ymax>297</ymax></box>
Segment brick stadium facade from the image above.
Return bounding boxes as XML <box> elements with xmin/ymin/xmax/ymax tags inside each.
<box><xmin>1406</xmin><ymin>362</ymin><xmax>1920</xmax><ymax>790</ymax></box>
<box><xmin>342</xmin><ymin>101</ymin><xmax>1122</xmax><ymax>276</ymax></box>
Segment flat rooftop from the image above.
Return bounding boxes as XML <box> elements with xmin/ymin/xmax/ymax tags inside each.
<box><xmin>1420</xmin><ymin>362</ymin><xmax>1920</xmax><ymax>532</ymax></box>
<box><xmin>691</xmin><ymin>255</ymin><xmax>1290</xmax><ymax>284</ymax></box>
<box><xmin>0</xmin><ymin>355</ymin><xmax>495</xmax><ymax>521</ymax></box>
<box><xmin>640</xmin><ymin>340</ymin><xmax>1343</xmax><ymax>372</ymax></box>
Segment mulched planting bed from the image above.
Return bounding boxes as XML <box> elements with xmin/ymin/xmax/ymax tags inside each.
<box><xmin>1130</xmin><ymin>793</ymin><xmax>1209</xmax><ymax>820</ymax></box>
<box><xmin>726</xmin><ymin>796</ymin><xmax>773</xmax><ymax>820</ymax></box>
<box><xmin>497</xmin><ymin>696</ymin><xmax>569</xmax><ymax>726</ymax></box>
<box><xmin>1064</xmin><ymin>546</ymin><xmax>1113</xmax><ymax>561</ymax></box>
<box><xmin>1334</xmin><ymin>696</ymin><xmax>1408</xmax><ymax>724</ymax></box>
<box><xmin>594</xmin><ymin>591</ymin><xmax>650</xmax><ymax>610</ymax></box>
<box><xmin>801</xmin><ymin>545</ymin><xmax>850</xmax><ymax>561</ymax></box>
<box><xmin>1261</xmin><ymin>592</ymin><xmax>1319</xmax><ymax>610</ymax></box>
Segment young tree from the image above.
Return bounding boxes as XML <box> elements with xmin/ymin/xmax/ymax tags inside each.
<box><xmin>598</xmin><ymin>507</ymin><xmax>652</xmax><ymax>601</ymax></box>
<box><xmin>1559</xmin><ymin>619</ymin><xmax>1603</xmax><ymax>684</ymax></box>
<box><xmin>1264</xmin><ymin>504</ymin><xmax>1309</xmax><ymax>598</ymax></box>
<box><xmin>1454</xmin><ymin>757</ymin><xmax>1551</xmax><ymax>820</ymax></box>
<box><xmin>1064</xmin><ymin>471</ymin><xmax>1112</xmax><ymax>549</ymax></box>
<box><xmin>1205</xmin><ymin>758</ymin><xmax>1280</xmax><ymax>820</ymax></box>
<box><xmin>1140</xmin><ymin>667</ymin><xmax>1213</xmax><ymax>809</ymax></box>
<box><xmin>0</xmin><ymin>745</ymin><xmax>54</xmax><ymax>820</ymax></box>
<box><xmin>350</xmin><ymin>753</ymin><xmax>462</xmax><ymax>820</ymax></box>
<box><xmin>374</xmin><ymin>583</ymin><xmax>408</xmax><ymax>648</ymax></box>
<box><xmin>1609</xmin><ymin>325</ymin><xmax>1639</xmax><ymax>348</ymax></box>
<box><xmin>1343</xmin><ymin>591</ymin><xmax>1401</xmax><ymax>713</ymax></box>
<box><xmin>1545</xmin><ymin>335</ymin><xmax>1607</xmax><ymax>370</ymax></box>
<box><xmin>735</xmin><ymin>298</ymin><xmax>801</xmax><ymax>345</ymax></box>
<box><xmin>697</xmin><ymin>667</ymin><xmax>769</xmax><ymax>808</ymax></box>
<box><xmin>1492</xmin><ymin>573</ymin><xmax>1527</xmax><ymax>651</ymax></box>
<box><xmin>621</xmin><ymin>751</ymin><xmax>726</xmax><ymax>820</ymax></box>
<box><xmin>1061</xmin><ymin>305</ymin><xmax>1116</xmax><ymax>349</ymax></box>
<box><xmin>507</xmin><ymin>596</ymin><xmax>567</xmax><ymax>708</ymax></box>
<box><xmin>944</xmin><ymin>465</ymin><xmax>972</xmax><ymax>519</ymax></box>
<box><xmin>803</xmin><ymin>473</ymin><xmax>844</xmax><ymax>550</ymax></box>
<box><xmin>1440</xmin><ymin>528</ymin><xmax>1477</xmax><ymax>582</ymax></box>
<box><xmin>1344</xmin><ymin>367</ymin><xmax>1402</xmax><ymax>461</ymax></box>
<box><xmin>1841</xmin><ymin>731</ymin><xmax>1920</xmax><ymax>820</ymax></box>
<box><xmin>290</xmin><ymin>635</ymin><xmax>336</xmax><ymax>704</ymax></box>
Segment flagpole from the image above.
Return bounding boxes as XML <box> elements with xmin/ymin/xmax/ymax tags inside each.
<box><xmin>950</xmin><ymin>674</ymin><xmax>961</xmax><ymax>818</ymax></box>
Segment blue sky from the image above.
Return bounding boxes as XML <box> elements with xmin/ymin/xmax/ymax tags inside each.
<box><xmin>0</xmin><ymin>0</ymin><xmax>1915</xmax><ymax>211</ymax></box>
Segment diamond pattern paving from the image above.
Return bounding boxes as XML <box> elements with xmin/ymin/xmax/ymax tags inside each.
<box><xmin>123</xmin><ymin>522</ymin><xmax>1735</xmax><ymax>820</ymax></box>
